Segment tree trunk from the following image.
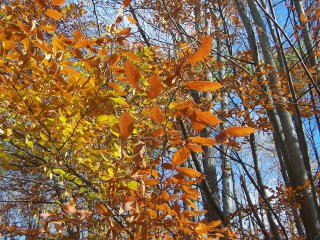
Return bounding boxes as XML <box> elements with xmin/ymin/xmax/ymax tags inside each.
<box><xmin>246</xmin><ymin>0</ymin><xmax>320</xmax><ymax>238</ymax></box>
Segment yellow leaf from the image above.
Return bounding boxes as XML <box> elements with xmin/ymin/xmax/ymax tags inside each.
<box><xmin>148</xmin><ymin>74</ymin><xmax>162</xmax><ymax>99</ymax></box>
<box><xmin>45</xmin><ymin>9</ymin><xmax>63</xmax><ymax>20</ymax></box>
<box><xmin>6</xmin><ymin>129</ymin><xmax>13</xmax><ymax>137</ymax></box>
<box><xmin>172</xmin><ymin>148</ymin><xmax>190</xmax><ymax>166</ymax></box>
<box><xmin>184</xmin><ymin>81</ymin><xmax>222</xmax><ymax>91</ymax></box>
<box><xmin>119</xmin><ymin>112</ymin><xmax>134</xmax><ymax>139</ymax></box>
<box><xmin>51</xmin><ymin>0</ymin><xmax>65</xmax><ymax>6</ymax></box>
<box><xmin>189</xmin><ymin>137</ymin><xmax>216</xmax><ymax>146</ymax></box>
<box><xmin>151</xmin><ymin>105</ymin><xmax>165</xmax><ymax>124</ymax></box>
<box><xmin>126</xmin><ymin>15</ymin><xmax>137</xmax><ymax>24</ymax></box>
<box><xmin>191</xmin><ymin>110</ymin><xmax>221</xmax><ymax>127</ymax></box>
<box><xmin>35</xmin><ymin>96</ymin><xmax>42</xmax><ymax>103</ymax></box>
<box><xmin>224</xmin><ymin>126</ymin><xmax>256</xmax><ymax>137</ymax></box>
<box><xmin>25</xmin><ymin>137</ymin><xmax>34</xmax><ymax>149</ymax></box>
<box><xmin>187</xmin><ymin>35</ymin><xmax>213</xmax><ymax>65</ymax></box>
<box><xmin>97</xmin><ymin>115</ymin><xmax>110</xmax><ymax>124</ymax></box>
<box><xmin>176</xmin><ymin>167</ymin><xmax>202</xmax><ymax>178</ymax></box>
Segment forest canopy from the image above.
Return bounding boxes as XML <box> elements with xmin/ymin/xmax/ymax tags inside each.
<box><xmin>0</xmin><ymin>0</ymin><xmax>319</xmax><ymax>239</ymax></box>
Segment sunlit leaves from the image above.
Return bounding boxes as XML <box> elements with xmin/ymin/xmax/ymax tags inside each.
<box><xmin>172</xmin><ymin>148</ymin><xmax>190</xmax><ymax>166</ymax></box>
<box><xmin>45</xmin><ymin>9</ymin><xmax>63</xmax><ymax>20</ymax></box>
<box><xmin>148</xmin><ymin>74</ymin><xmax>162</xmax><ymax>99</ymax></box>
<box><xmin>51</xmin><ymin>0</ymin><xmax>66</xmax><ymax>6</ymax></box>
<box><xmin>119</xmin><ymin>112</ymin><xmax>134</xmax><ymax>139</ymax></box>
<box><xmin>190</xmin><ymin>110</ymin><xmax>222</xmax><ymax>127</ymax></box>
<box><xmin>224</xmin><ymin>126</ymin><xmax>256</xmax><ymax>137</ymax></box>
<box><xmin>187</xmin><ymin>35</ymin><xmax>213</xmax><ymax>65</ymax></box>
<box><xmin>184</xmin><ymin>81</ymin><xmax>222</xmax><ymax>92</ymax></box>
<box><xmin>151</xmin><ymin>105</ymin><xmax>165</xmax><ymax>124</ymax></box>
<box><xmin>176</xmin><ymin>167</ymin><xmax>202</xmax><ymax>178</ymax></box>
<box><xmin>123</xmin><ymin>0</ymin><xmax>133</xmax><ymax>8</ymax></box>
<box><xmin>126</xmin><ymin>15</ymin><xmax>137</xmax><ymax>24</ymax></box>
<box><xmin>188</xmin><ymin>137</ymin><xmax>216</xmax><ymax>146</ymax></box>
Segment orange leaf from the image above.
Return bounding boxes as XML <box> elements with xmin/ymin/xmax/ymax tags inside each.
<box><xmin>144</xmin><ymin>179</ymin><xmax>159</xmax><ymax>185</ymax></box>
<box><xmin>189</xmin><ymin>137</ymin><xmax>216</xmax><ymax>146</ymax></box>
<box><xmin>186</xmin><ymin>143</ymin><xmax>203</xmax><ymax>153</ymax></box>
<box><xmin>191</xmin><ymin>120</ymin><xmax>206</xmax><ymax>131</ymax></box>
<box><xmin>187</xmin><ymin>35</ymin><xmax>213</xmax><ymax>65</ymax></box>
<box><xmin>45</xmin><ymin>9</ymin><xmax>62</xmax><ymax>20</ymax></box>
<box><xmin>207</xmin><ymin>220</ymin><xmax>221</xmax><ymax>228</ymax></box>
<box><xmin>120</xmin><ymin>27</ymin><xmax>131</xmax><ymax>36</ymax></box>
<box><xmin>126</xmin><ymin>15</ymin><xmax>137</xmax><ymax>24</ymax></box>
<box><xmin>224</xmin><ymin>126</ymin><xmax>256</xmax><ymax>137</ymax></box>
<box><xmin>108</xmin><ymin>54</ymin><xmax>121</xmax><ymax>66</ymax></box>
<box><xmin>176</xmin><ymin>167</ymin><xmax>202</xmax><ymax>178</ymax></box>
<box><xmin>123</xmin><ymin>51</ymin><xmax>140</xmax><ymax>62</ymax></box>
<box><xmin>151</xmin><ymin>105</ymin><xmax>165</xmax><ymax>124</ymax></box>
<box><xmin>125</xmin><ymin>60</ymin><xmax>140</xmax><ymax>81</ymax></box>
<box><xmin>215</xmin><ymin>131</ymin><xmax>229</xmax><ymax>144</ymax></box>
<box><xmin>119</xmin><ymin>112</ymin><xmax>134</xmax><ymax>139</ymax></box>
<box><xmin>184</xmin><ymin>81</ymin><xmax>222</xmax><ymax>91</ymax></box>
<box><xmin>190</xmin><ymin>110</ymin><xmax>221</xmax><ymax>127</ymax></box>
<box><xmin>300</xmin><ymin>13</ymin><xmax>307</xmax><ymax>23</ymax></box>
<box><xmin>51</xmin><ymin>0</ymin><xmax>65</xmax><ymax>6</ymax></box>
<box><xmin>172</xmin><ymin>148</ymin><xmax>190</xmax><ymax>166</ymax></box>
<box><xmin>148</xmin><ymin>74</ymin><xmax>162</xmax><ymax>99</ymax></box>
<box><xmin>124</xmin><ymin>60</ymin><xmax>141</xmax><ymax>91</ymax></box>
<box><xmin>123</xmin><ymin>0</ymin><xmax>133</xmax><ymax>8</ymax></box>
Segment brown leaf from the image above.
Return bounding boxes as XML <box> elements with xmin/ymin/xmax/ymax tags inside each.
<box><xmin>119</xmin><ymin>112</ymin><xmax>134</xmax><ymax>139</ymax></box>
<box><xmin>224</xmin><ymin>126</ymin><xmax>256</xmax><ymax>137</ymax></box>
<box><xmin>63</xmin><ymin>199</ymin><xmax>76</xmax><ymax>214</ymax></box>
<box><xmin>45</xmin><ymin>9</ymin><xmax>62</xmax><ymax>20</ymax></box>
<box><xmin>96</xmin><ymin>203</ymin><xmax>109</xmax><ymax>215</ymax></box>
<box><xmin>176</xmin><ymin>167</ymin><xmax>202</xmax><ymax>178</ymax></box>
<box><xmin>184</xmin><ymin>81</ymin><xmax>222</xmax><ymax>91</ymax></box>
<box><xmin>187</xmin><ymin>35</ymin><xmax>213</xmax><ymax>65</ymax></box>
<box><xmin>172</xmin><ymin>148</ymin><xmax>191</xmax><ymax>166</ymax></box>
<box><xmin>215</xmin><ymin>131</ymin><xmax>229</xmax><ymax>144</ymax></box>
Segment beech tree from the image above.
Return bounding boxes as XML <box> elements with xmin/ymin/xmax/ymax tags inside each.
<box><xmin>0</xmin><ymin>0</ymin><xmax>319</xmax><ymax>239</ymax></box>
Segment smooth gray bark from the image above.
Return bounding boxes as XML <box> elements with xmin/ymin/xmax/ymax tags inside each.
<box><xmin>246</xmin><ymin>0</ymin><xmax>320</xmax><ymax>238</ymax></box>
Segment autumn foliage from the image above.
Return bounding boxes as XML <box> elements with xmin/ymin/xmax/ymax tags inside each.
<box><xmin>1</xmin><ymin>0</ymin><xmax>319</xmax><ymax>239</ymax></box>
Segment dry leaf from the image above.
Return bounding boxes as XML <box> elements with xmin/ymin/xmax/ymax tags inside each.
<box><xmin>119</xmin><ymin>112</ymin><xmax>134</xmax><ymax>138</ymax></box>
